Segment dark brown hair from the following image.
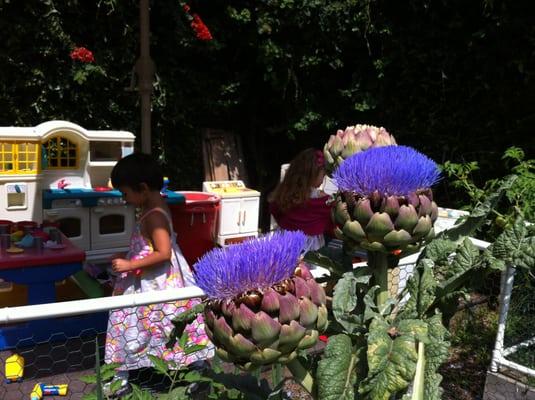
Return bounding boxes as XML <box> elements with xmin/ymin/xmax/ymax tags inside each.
<box><xmin>268</xmin><ymin>148</ymin><xmax>324</xmax><ymax>213</ymax></box>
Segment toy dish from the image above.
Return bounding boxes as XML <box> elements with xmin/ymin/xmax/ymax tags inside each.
<box><xmin>6</xmin><ymin>246</ymin><xmax>24</xmax><ymax>253</ymax></box>
<box><xmin>93</xmin><ymin>186</ymin><xmax>112</xmax><ymax>192</ymax></box>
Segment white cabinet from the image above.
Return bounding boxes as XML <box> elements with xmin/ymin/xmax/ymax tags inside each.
<box><xmin>203</xmin><ymin>180</ymin><xmax>261</xmax><ymax>246</ymax></box>
<box><xmin>240</xmin><ymin>197</ymin><xmax>259</xmax><ymax>233</ymax></box>
<box><xmin>219</xmin><ymin>198</ymin><xmax>243</xmax><ymax>236</ymax></box>
<box><xmin>219</xmin><ymin>197</ymin><xmax>259</xmax><ymax>237</ymax></box>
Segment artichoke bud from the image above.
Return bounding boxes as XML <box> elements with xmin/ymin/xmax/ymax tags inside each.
<box><xmin>341</xmin><ymin>137</ymin><xmax>359</xmax><ymax>158</ymax></box>
<box><xmin>250</xmin><ymin>348</ymin><xmax>282</xmax><ymax>365</ymax></box>
<box><xmin>407</xmin><ymin>192</ymin><xmax>420</xmax><ymax>208</ymax></box>
<box><xmin>294</xmin><ymin>276</ymin><xmax>311</xmax><ymax>299</ymax></box>
<box><xmin>323</xmin><ymin>147</ymin><xmax>335</xmax><ymax>165</ymax></box>
<box><xmin>221</xmin><ymin>300</ymin><xmax>236</xmax><ymax>318</ymax></box>
<box><xmin>228</xmin><ymin>333</ymin><xmax>257</xmax><ymax>357</ymax></box>
<box><xmin>356</xmin><ymin>131</ymin><xmax>373</xmax><ymax>151</ymax></box>
<box><xmin>279</xmin><ymin>320</ymin><xmax>307</xmax><ymax>352</ymax></box>
<box><xmin>278</xmin><ymin>292</ymin><xmax>300</xmax><ymax>324</ymax></box>
<box><xmin>298</xmin><ymin>330</ymin><xmax>319</xmax><ymax>350</ymax></box>
<box><xmin>331</xmin><ymin>136</ymin><xmax>344</xmax><ymax>156</ymax></box>
<box><xmin>418</xmin><ymin>194</ymin><xmax>432</xmax><ymax>217</ymax></box>
<box><xmin>299</xmin><ymin>297</ymin><xmax>319</xmax><ymax>328</ymax></box>
<box><xmin>203</xmin><ymin>263</ymin><xmax>327</xmax><ymax>368</ymax></box>
<box><xmin>335</xmin><ymin>201</ymin><xmax>351</xmax><ymax>225</ymax></box>
<box><xmin>260</xmin><ymin>288</ymin><xmax>280</xmax><ymax>314</ymax></box>
<box><xmin>307</xmin><ymin>279</ymin><xmax>327</xmax><ymax>306</ymax></box>
<box><xmin>232</xmin><ymin>303</ymin><xmax>255</xmax><ymax>332</ymax></box>
<box><xmin>295</xmin><ymin>263</ymin><xmax>314</xmax><ymax>280</ymax></box>
<box><xmin>394</xmin><ymin>204</ymin><xmax>419</xmax><ymax>232</ymax></box>
<box><xmin>365</xmin><ymin>212</ymin><xmax>394</xmax><ymax>242</ymax></box>
<box><xmin>430</xmin><ymin>201</ymin><xmax>438</xmax><ymax>222</ymax></box>
<box><xmin>370</xmin><ymin>190</ymin><xmax>382</xmax><ymax>211</ymax></box>
<box><xmin>251</xmin><ymin>311</ymin><xmax>281</xmax><ymax>345</ymax></box>
<box><xmin>382</xmin><ymin>229</ymin><xmax>412</xmax><ymax>248</ymax></box>
<box><xmin>342</xmin><ymin>220</ymin><xmax>366</xmax><ymax>242</ymax></box>
<box><xmin>382</xmin><ymin>195</ymin><xmax>400</xmax><ymax>216</ymax></box>
<box><xmin>316</xmin><ymin>304</ymin><xmax>329</xmax><ymax>331</ymax></box>
<box><xmin>213</xmin><ymin>316</ymin><xmax>234</xmax><ymax>347</ymax></box>
<box><xmin>354</xmin><ymin>198</ymin><xmax>374</xmax><ymax>225</ymax></box>
<box><xmin>412</xmin><ymin>215</ymin><xmax>432</xmax><ymax>239</ymax></box>
<box><xmin>241</xmin><ymin>291</ymin><xmax>262</xmax><ymax>310</ymax></box>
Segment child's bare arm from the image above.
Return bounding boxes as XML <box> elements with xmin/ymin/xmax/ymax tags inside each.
<box><xmin>112</xmin><ymin>213</ymin><xmax>172</xmax><ymax>273</ymax></box>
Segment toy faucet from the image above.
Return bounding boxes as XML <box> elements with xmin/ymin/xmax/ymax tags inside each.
<box><xmin>161</xmin><ymin>176</ymin><xmax>170</xmax><ymax>195</ymax></box>
<box><xmin>30</xmin><ymin>383</ymin><xmax>68</xmax><ymax>399</ymax></box>
<box><xmin>56</xmin><ymin>179</ymin><xmax>70</xmax><ymax>190</ymax></box>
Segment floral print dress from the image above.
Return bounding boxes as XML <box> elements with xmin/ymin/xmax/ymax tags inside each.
<box><xmin>105</xmin><ymin>207</ymin><xmax>213</xmax><ymax>370</ymax></box>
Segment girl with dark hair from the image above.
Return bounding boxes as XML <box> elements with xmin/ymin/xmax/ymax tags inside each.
<box><xmin>104</xmin><ymin>153</ymin><xmax>213</xmax><ymax>394</ymax></box>
<box><xmin>268</xmin><ymin>148</ymin><xmax>335</xmax><ymax>252</ymax></box>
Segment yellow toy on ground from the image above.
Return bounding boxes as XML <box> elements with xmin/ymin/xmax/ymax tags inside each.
<box><xmin>30</xmin><ymin>383</ymin><xmax>68</xmax><ymax>399</ymax></box>
<box><xmin>4</xmin><ymin>353</ymin><xmax>24</xmax><ymax>383</ymax></box>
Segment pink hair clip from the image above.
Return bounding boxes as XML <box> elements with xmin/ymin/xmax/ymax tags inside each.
<box><xmin>315</xmin><ymin>150</ymin><xmax>325</xmax><ymax>167</ymax></box>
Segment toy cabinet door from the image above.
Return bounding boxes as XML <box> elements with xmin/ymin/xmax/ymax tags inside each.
<box><xmin>219</xmin><ymin>198</ymin><xmax>242</xmax><ymax>236</ymax></box>
<box><xmin>239</xmin><ymin>197</ymin><xmax>259</xmax><ymax>234</ymax></box>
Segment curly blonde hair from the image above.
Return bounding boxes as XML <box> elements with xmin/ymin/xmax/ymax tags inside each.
<box><xmin>269</xmin><ymin>148</ymin><xmax>324</xmax><ymax>213</ymax></box>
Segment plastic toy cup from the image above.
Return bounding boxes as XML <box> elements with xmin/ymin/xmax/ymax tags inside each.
<box><xmin>0</xmin><ymin>224</ymin><xmax>10</xmax><ymax>234</ymax></box>
<box><xmin>49</xmin><ymin>228</ymin><xmax>62</xmax><ymax>244</ymax></box>
<box><xmin>0</xmin><ymin>234</ymin><xmax>10</xmax><ymax>250</ymax></box>
<box><xmin>34</xmin><ymin>237</ymin><xmax>43</xmax><ymax>252</ymax></box>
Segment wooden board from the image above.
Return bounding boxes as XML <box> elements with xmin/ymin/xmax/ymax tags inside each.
<box><xmin>202</xmin><ymin>129</ymin><xmax>248</xmax><ymax>184</ymax></box>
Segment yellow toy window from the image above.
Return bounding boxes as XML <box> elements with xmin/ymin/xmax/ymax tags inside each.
<box><xmin>0</xmin><ymin>142</ymin><xmax>40</xmax><ymax>174</ymax></box>
<box><xmin>44</xmin><ymin>136</ymin><xmax>78</xmax><ymax>169</ymax></box>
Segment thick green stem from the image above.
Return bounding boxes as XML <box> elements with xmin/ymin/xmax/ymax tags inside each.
<box><xmin>370</xmin><ymin>252</ymin><xmax>389</xmax><ymax>307</ymax></box>
<box><xmin>286</xmin><ymin>359</ymin><xmax>316</xmax><ymax>398</ymax></box>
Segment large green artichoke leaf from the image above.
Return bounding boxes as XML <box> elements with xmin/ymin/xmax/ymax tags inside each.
<box><xmin>419</xmin><ymin>238</ymin><xmax>458</xmax><ymax>266</ymax></box>
<box><xmin>439</xmin><ymin>175</ymin><xmax>517</xmax><ymax>242</ymax></box>
<box><xmin>492</xmin><ymin>217</ymin><xmax>535</xmax><ymax>271</ymax></box>
<box><xmin>450</xmin><ymin>238</ymin><xmax>479</xmax><ymax>274</ymax></box>
<box><xmin>332</xmin><ymin>271</ymin><xmax>371</xmax><ymax>333</ymax></box>
<box><xmin>360</xmin><ymin>318</ymin><xmax>418</xmax><ymax>400</ymax></box>
<box><xmin>317</xmin><ymin>334</ymin><xmax>359</xmax><ymax>400</ymax></box>
<box><xmin>423</xmin><ymin>314</ymin><xmax>450</xmax><ymax>400</ymax></box>
<box><xmin>398</xmin><ymin>260</ymin><xmax>437</xmax><ymax>320</ymax></box>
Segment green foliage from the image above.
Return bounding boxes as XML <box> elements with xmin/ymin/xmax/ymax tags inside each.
<box><xmin>442</xmin><ymin>147</ymin><xmax>535</xmax><ymax>239</ymax></box>
<box><xmin>2</xmin><ymin>1</ymin><xmax>533</xmax><ymax>193</ymax></box>
<box><xmin>316</xmin><ymin>334</ymin><xmax>358</xmax><ymax>400</ymax></box>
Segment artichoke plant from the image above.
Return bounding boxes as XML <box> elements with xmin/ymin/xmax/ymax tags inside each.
<box><xmin>332</xmin><ymin>145</ymin><xmax>441</xmax><ymax>305</ymax></box>
<box><xmin>332</xmin><ymin>145</ymin><xmax>440</xmax><ymax>254</ymax></box>
<box><xmin>323</xmin><ymin>124</ymin><xmax>397</xmax><ymax>175</ymax></box>
<box><xmin>193</xmin><ymin>231</ymin><xmax>328</xmax><ymax>371</ymax></box>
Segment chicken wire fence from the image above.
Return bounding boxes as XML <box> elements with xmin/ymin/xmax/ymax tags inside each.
<box><xmin>0</xmin><ymin>286</ymin><xmax>207</xmax><ymax>399</ymax></box>
<box><xmin>484</xmin><ymin>265</ymin><xmax>535</xmax><ymax>400</ymax></box>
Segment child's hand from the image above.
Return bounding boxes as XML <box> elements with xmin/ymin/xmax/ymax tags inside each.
<box><xmin>112</xmin><ymin>258</ymin><xmax>132</xmax><ymax>273</ymax></box>
<box><xmin>109</xmin><ymin>252</ymin><xmax>126</xmax><ymax>261</ymax></box>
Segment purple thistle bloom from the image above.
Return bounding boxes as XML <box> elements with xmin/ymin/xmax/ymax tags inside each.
<box><xmin>193</xmin><ymin>230</ymin><xmax>306</xmax><ymax>300</ymax></box>
<box><xmin>333</xmin><ymin>145</ymin><xmax>441</xmax><ymax>196</ymax></box>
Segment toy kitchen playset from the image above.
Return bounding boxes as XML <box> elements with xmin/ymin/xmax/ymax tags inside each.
<box><xmin>202</xmin><ymin>180</ymin><xmax>260</xmax><ymax>246</ymax></box>
<box><xmin>0</xmin><ymin>120</ymin><xmax>139</xmax><ymax>263</ymax></box>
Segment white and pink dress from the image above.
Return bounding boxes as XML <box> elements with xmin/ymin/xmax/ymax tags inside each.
<box><xmin>105</xmin><ymin>207</ymin><xmax>213</xmax><ymax>370</ymax></box>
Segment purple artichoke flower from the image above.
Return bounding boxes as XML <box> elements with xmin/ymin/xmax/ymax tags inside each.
<box><xmin>331</xmin><ymin>145</ymin><xmax>441</xmax><ymax>253</ymax></box>
<box><xmin>193</xmin><ymin>231</ymin><xmax>328</xmax><ymax>369</ymax></box>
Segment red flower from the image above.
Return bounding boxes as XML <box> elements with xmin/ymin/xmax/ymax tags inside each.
<box><xmin>70</xmin><ymin>47</ymin><xmax>95</xmax><ymax>63</ymax></box>
<box><xmin>319</xmin><ymin>335</ymin><xmax>329</xmax><ymax>343</ymax></box>
<box><xmin>182</xmin><ymin>3</ymin><xmax>212</xmax><ymax>41</ymax></box>
<box><xmin>191</xmin><ymin>14</ymin><xmax>213</xmax><ymax>41</ymax></box>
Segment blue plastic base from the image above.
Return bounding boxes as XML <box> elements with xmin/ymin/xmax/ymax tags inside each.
<box><xmin>0</xmin><ymin>311</ymin><xmax>108</xmax><ymax>350</ymax></box>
